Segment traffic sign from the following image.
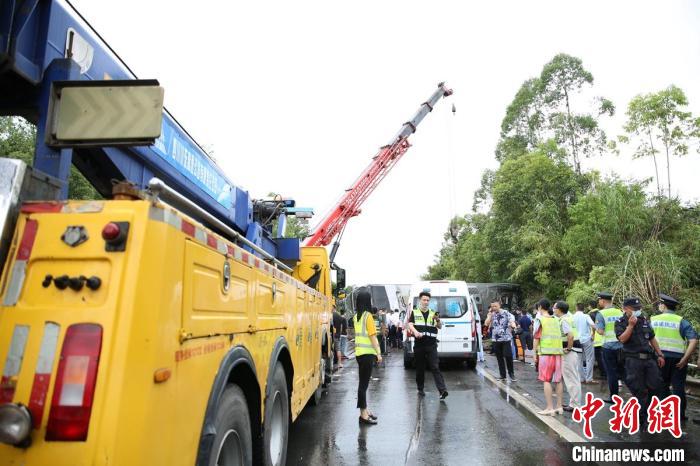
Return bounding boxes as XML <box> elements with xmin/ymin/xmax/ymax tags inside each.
<box><xmin>48</xmin><ymin>79</ymin><xmax>164</xmax><ymax>146</ymax></box>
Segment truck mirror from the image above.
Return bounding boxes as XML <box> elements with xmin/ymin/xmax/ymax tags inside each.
<box><xmin>335</xmin><ymin>267</ymin><xmax>346</xmax><ymax>293</ymax></box>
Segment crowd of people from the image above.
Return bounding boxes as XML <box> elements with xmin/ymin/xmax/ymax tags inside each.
<box><xmin>334</xmin><ymin>290</ymin><xmax>449</xmax><ymax>426</ymax></box>
<box><xmin>483</xmin><ymin>292</ymin><xmax>698</xmax><ymax>426</ymax></box>
<box><xmin>335</xmin><ymin>288</ymin><xmax>698</xmax><ymax>429</ymax></box>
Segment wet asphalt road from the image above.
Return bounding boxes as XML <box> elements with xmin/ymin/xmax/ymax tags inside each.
<box><xmin>286</xmin><ymin>349</ymin><xmax>569</xmax><ymax>466</ymax></box>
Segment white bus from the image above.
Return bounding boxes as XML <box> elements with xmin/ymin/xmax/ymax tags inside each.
<box><xmin>403</xmin><ymin>280</ymin><xmax>481</xmax><ymax>369</ymax></box>
<box><xmin>345</xmin><ymin>284</ymin><xmax>411</xmax><ymax>315</ymax></box>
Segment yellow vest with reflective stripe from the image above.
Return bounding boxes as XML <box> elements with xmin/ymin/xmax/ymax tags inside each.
<box><xmin>413</xmin><ymin>309</ymin><xmax>439</xmax><ymax>338</ymax></box>
<box><xmin>560</xmin><ymin>313</ymin><xmax>578</xmax><ymax>342</ymax></box>
<box><xmin>539</xmin><ymin>317</ymin><xmax>563</xmax><ymax>355</ymax></box>
<box><xmin>593</xmin><ymin>328</ymin><xmax>603</xmax><ymax>347</ymax></box>
<box><xmin>650</xmin><ymin>313</ymin><xmax>686</xmax><ymax>355</ymax></box>
<box><xmin>354</xmin><ymin>312</ymin><xmax>376</xmax><ymax>356</ymax></box>
<box><xmin>589</xmin><ymin>312</ymin><xmax>603</xmax><ymax>347</ymax></box>
<box><xmin>600</xmin><ymin>307</ymin><xmax>622</xmax><ymax>345</ymax></box>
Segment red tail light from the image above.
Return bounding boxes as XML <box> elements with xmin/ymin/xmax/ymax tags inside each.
<box><xmin>46</xmin><ymin>324</ymin><xmax>102</xmax><ymax>441</ymax></box>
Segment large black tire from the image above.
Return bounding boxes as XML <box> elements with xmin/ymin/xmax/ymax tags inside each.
<box><xmin>321</xmin><ymin>333</ymin><xmax>332</xmax><ymax>387</ymax></box>
<box><xmin>323</xmin><ymin>352</ymin><xmax>333</xmax><ymax>387</ymax></box>
<box><xmin>263</xmin><ymin>363</ymin><xmax>289</xmax><ymax>466</ymax></box>
<box><xmin>208</xmin><ymin>385</ymin><xmax>253</xmax><ymax>466</ymax></box>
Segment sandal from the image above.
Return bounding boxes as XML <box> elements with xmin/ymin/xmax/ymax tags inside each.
<box><xmin>537</xmin><ymin>409</ymin><xmax>555</xmax><ymax>416</ymax></box>
<box><xmin>359</xmin><ymin>416</ymin><xmax>377</xmax><ymax>425</ymax></box>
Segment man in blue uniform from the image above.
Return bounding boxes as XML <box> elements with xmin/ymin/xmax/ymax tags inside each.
<box><xmin>651</xmin><ymin>293</ymin><xmax>698</xmax><ymax>421</ymax></box>
<box><xmin>615</xmin><ymin>297</ymin><xmax>665</xmax><ymax>429</ymax></box>
<box><xmin>595</xmin><ymin>291</ymin><xmax>624</xmax><ymax>403</ymax></box>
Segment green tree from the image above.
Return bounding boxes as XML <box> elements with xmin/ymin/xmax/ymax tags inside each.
<box><xmin>491</xmin><ymin>149</ymin><xmax>580</xmax><ymax>226</ymax></box>
<box><xmin>497</xmin><ymin>54</ymin><xmax>615</xmax><ymax>172</ymax></box>
<box><xmin>622</xmin><ymin>85</ymin><xmax>700</xmax><ymax>198</ymax></box>
<box><xmin>0</xmin><ymin>116</ymin><xmax>100</xmax><ymax>200</ymax></box>
<box><xmin>426</xmin><ymin>55</ymin><xmax>700</xmax><ymax>315</ymax></box>
<box><xmin>428</xmin><ymin>146</ymin><xmax>583</xmax><ymax>297</ymax></box>
<box><xmin>269</xmin><ymin>215</ymin><xmax>309</xmax><ymax>240</ymax></box>
<box><xmin>498</xmin><ymin>78</ymin><xmax>545</xmax><ymax>160</ymax></box>
<box><xmin>562</xmin><ymin>179</ymin><xmax>653</xmax><ymax>274</ymax></box>
<box><xmin>492</xmin><ymin>150</ymin><xmax>581</xmax><ymax>296</ymax></box>
<box><xmin>0</xmin><ymin>116</ymin><xmax>35</xmax><ymax>162</ymax></box>
<box><xmin>284</xmin><ymin>216</ymin><xmax>310</xmax><ymax>240</ymax></box>
<box><xmin>539</xmin><ymin>54</ymin><xmax>614</xmax><ymax>174</ymax></box>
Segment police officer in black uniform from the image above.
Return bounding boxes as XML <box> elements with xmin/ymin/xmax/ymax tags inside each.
<box><xmin>615</xmin><ymin>297</ymin><xmax>665</xmax><ymax>428</ymax></box>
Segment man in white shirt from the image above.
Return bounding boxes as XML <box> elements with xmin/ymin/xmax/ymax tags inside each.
<box><xmin>572</xmin><ymin>302</ymin><xmax>597</xmax><ymax>383</ymax></box>
<box><xmin>553</xmin><ymin>301</ymin><xmax>581</xmax><ymax>412</ymax></box>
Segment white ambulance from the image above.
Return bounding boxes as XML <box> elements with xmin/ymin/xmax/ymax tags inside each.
<box><xmin>403</xmin><ymin>280</ymin><xmax>481</xmax><ymax>369</ymax></box>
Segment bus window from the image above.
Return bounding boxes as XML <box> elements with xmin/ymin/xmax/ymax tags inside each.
<box><xmin>412</xmin><ymin>297</ymin><xmax>467</xmax><ymax>318</ymax></box>
<box><xmin>445</xmin><ymin>298</ymin><xmax>464</xmax><ymax>317</ymax></box>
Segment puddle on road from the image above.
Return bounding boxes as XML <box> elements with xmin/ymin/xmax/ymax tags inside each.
<box><xmin>403</xmin><ymin>398</ymin><xmax>424</xmax><ymax>464</ymax></box>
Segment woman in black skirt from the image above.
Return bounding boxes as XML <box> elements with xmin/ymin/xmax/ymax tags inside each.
<box><xmin>353</xmin><ymin>290</ymin><xmax>382</xmax><ymax>425</ymax></box>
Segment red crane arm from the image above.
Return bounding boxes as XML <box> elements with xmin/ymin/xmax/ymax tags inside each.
<box><xmin>305</xmin><ymin>82</ymin><xmax>453</xmax><ymax>247</ymax></box>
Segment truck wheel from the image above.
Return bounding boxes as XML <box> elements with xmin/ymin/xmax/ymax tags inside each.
<box><xmin>263</xmin><ymin>363</ymin><xmax>289</xmax><ymax>466</ymax></box>
<box><xmin>323</xmin><ymin>353</ymin><xmax>333</xmax><ymax>387</ymax></box>
<box><xmin>209</xmin><ymin>385</ymin><xmax>253</xmax><ymax>466</ymax></box>
<box><xmin>321</xmin><ymin>333</ymin><xmax>332</xmax><ymax>387</ymax></box>
<box><xmin>310</xmin><ymin>353</ymin><xmax>324</xmax><ymax>406</ymax></box>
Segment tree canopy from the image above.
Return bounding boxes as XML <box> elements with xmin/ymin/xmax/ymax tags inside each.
<box><xmin>425</xmin><ymin>54</ymin><xmax>700</xmax><ymax>330</ymax></box>
<box><xmin>0</xmin><ymin>116</ymin><xmax>100</xmax><ymax>200</ymax></box>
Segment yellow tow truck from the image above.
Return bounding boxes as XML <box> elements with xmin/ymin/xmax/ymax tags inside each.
<box><xmin>0</xmin><ymin>1</ymin><xmax>337</xmax><ymax>464</ymax></box>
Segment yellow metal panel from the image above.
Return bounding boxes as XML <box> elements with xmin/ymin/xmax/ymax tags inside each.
<box><xmin>0</xmin><ymin>200</ymin><xmax>330</xmax><ymax>464</ymax></box>
<box><xmin>182</xmin><ymin>240</ymin><xmax>251</xmax><ymax>337</ymax></box>
<box><xmin>21</xmin><ymin>258</ymin><xmax>111</xmax><ymax>307</ymax></box>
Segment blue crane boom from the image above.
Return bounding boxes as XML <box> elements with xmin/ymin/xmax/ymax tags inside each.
<box><xmin>0</xmin><ymin>0</ymin><xmax>291</xmax><ymax>260</ymax></box>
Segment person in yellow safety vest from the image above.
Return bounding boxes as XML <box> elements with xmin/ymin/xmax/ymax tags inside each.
<box><xmin>651</xmin><ymin>293</ymin><xmax>699</xmax><ymax>421</ymax></box>
<box><xmin>594</xmin><ymin>291</ymin><xmax>624</xmax><ymax>403</ymax></box>
<box><xmin>588</xmin><ymin>300</ymin><xmax>607</xmax><ymax>379</ymax></box>
<box><xmin>408</xmin><ymin>291</ymin><xmax>448</xmax><ymax>400</ymax></box>
<box><xmin>553</xmin><ymin>301</ymin><xmax>582</xmax><ymax>412</ymax></box>
<box><xmin>533</xmin><ymin>298</ymin><xmax>569</xmax><ymax>416</ymax></box>
<box><xmin>353</xmin><ymin>291</ymin><xmax>382</xmax><ymax>425</ymax></box>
